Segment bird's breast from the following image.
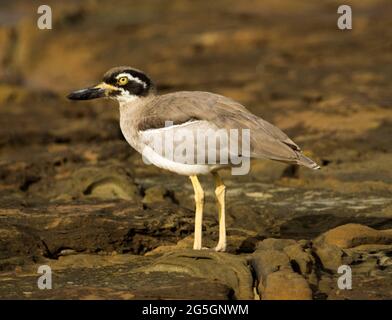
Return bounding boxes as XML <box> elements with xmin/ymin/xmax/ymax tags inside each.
<box><xmin>119</xmin><ymin>104</ymin><xmax>144</xmax><ymax>153</ymax></box>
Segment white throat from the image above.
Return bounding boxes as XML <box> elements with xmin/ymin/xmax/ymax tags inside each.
<box><xmin>116</xmin><ymin>94</ymin><xmax>140</xmax><ymax>106</ymax></box>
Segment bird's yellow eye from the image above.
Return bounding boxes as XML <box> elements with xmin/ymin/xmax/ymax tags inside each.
<box><xmin>118</xmin><ymin>77</ymin><xmax>129</xmax><ymax>85</ymax></box>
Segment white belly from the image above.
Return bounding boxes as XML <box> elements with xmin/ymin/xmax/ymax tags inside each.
<box><xmin>141</xmin><ymin>145</ymin><xmax>213</xmax><ymax>175</ymax></box>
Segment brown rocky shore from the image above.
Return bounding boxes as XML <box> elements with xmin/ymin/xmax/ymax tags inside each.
<box><xmin>0</xmin><ymin>0</ymin><xmax>391</xmax><ymax>299</ymax></box>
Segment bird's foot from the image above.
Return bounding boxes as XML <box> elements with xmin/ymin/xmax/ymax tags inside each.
<box><xmin>214</xmin><ymin>242</ymin><xmax>226</xmax><ymax>252</ymax></box>
<box><xmin>193</xmin><ymin>246</ymin><xmax>215</xmax><ymax>251</ymax></box>
<box><xmin>193</xmin><ymin>243</ymin><xmax>226</xmax><ymax>252</ymax></box>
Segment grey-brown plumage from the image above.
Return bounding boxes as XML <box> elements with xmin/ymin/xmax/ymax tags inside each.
<box><xmin>129</xmin><ymin>91</ymin><xmax>319</xmax><ymax>169</ymax></box>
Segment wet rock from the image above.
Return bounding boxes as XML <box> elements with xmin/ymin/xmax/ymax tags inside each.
<box><xmin>139</xmin><ymin>249</ymin><xmax>254</xmax><ymax>300</ymax></box>
<box><xmin>261</xmin><ymin>270</ymin><xmax>312</xmax><ymax>300</ymax></box>
<box><xmin>316</xmin><ymin>224</ymin><xmax>392</xmax><ymax>249</ymax></box>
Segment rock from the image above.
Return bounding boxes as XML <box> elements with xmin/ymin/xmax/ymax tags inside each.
<box><xmin>0</xmin><ymin>201</ymin><xmax>208</xmax><ymax>268</ymax></box>
<box><xmin>327</xmin><ymin>270</ymin><xmax>392</xmax><ymax>300</ymax></box>
<box><xmin>255</xmin><ymin>238</ymin><xmax>297</xmax><ymax>251</ymax></box>
<box><xmin>0</xmin><ymin>254</ymin><xmax>233</xmax><ymax>299</ymax></box>
<box><xmin>379</xmin><ymin>256</ymin><xmax>392</xmax><ymax>268</ymax></box>
<box><xmin>250</xmin><ymin>249</ymin><xmax>291</xmax><ymax>284</ymax></box>
<box><xmin>261</xmin><ymin>270</ymin><xmax>313</xmax><ymax>300</ymax></box>
<box><xmin>345</xmin><ymin>244</ymin><xmax>392</xmax><ymax>252</ymax></box>
<box><xmin>64</xmin><ymin>165</ymin><xmax>140</xmax><ymax>201</ymax></box>
<box><xmin>283</xmin><ymin>243</ymin><xmax>315</xmax><ymax>275</ymax></box>
<box><xmin>144</xmin><ymin>235</ymin><xmax>194</xmax><ymax>256</ymax></box>
<box><xmin>139</xmin><ymin>249</ymin><xmax>254</xmax><ymax>300</ymax></box>
<box><xmin>315</xmin><ymin>224</ymin><xmax>392</xmax><ymax>249</ymax></box>
<box><xmin>235</xmin><ymin>231</ymin><xmax>264</xmax><ymax>253</ymax></box>
<box><xmin>312</xmin><ymin>242</ymin><xmax>345</xmax><ymax>272</ymax></box>
<box><xmin>317</xmin><ymin>274</ymin><xmax>334</xmax><ymax>296</ymax></box>
<box><xmin>142</xmin><ymin>185</ymin><xmax>173</xmax><ymax>205</ymax></box>
<box><xmin>0</xmin><ymin>224</ymin><xmax>47</xmax><ymax>271</ymax></box>
<box><xmin>58</xmin><ymin>249</ymin><xmax>77</xmax><ymax>256</ymax></box>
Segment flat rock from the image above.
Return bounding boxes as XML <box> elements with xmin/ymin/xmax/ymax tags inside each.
<box><xmin>0</xmin><ymin>201</ymin><xmax>214</xmax><ymax>269</ymax></box>
<box><xmin>0</xmin><ymin>254</ymin><xmax>232</xmax><ymax>300</ymax></box>
<box><xmin>327</xmin><ymin>269</ymin><xmax>392</xmax><ymax>300</ymax></box>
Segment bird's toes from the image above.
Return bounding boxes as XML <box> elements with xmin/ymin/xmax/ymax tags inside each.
<box><xmin>214</xmin><ymin>244</ymin><xmax>226</xmax><ymax>252</ymax></box>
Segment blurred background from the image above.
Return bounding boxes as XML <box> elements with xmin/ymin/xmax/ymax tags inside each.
<box><xmin>0</xmin><ymin>0</ymin><xmax>391</xmax><ymax>299</ymax></box>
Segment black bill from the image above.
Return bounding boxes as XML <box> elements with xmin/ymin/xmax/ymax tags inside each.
<box><xmin>67</xmin><ymin>87</ymin><xmax>106</xmax><ymax>100</ymax></box>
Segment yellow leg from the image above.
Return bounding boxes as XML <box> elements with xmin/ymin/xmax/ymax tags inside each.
<box><xmin>189</xmin><ymin>175</ymin><xmax>204</xmax><ymax>250</ymax></box>
<box><xmin>212</xmin><ymin>172</ymin><xmax>226</xmax><ymax>252</ymax></box>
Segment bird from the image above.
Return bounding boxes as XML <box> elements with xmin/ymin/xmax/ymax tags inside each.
<box><xmin>67</xmin><ymin>66</ymin><xmax>320</xmax><ymax>252</ymax></box>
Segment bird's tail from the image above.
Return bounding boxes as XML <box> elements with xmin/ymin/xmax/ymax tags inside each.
<box><xmin>296</xmin><ymin>153</ymin><xmax>320</xmax><ymax>170</ymax></box>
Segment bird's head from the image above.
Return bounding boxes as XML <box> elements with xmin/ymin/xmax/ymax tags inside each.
<box><xmin>67</xmin><ymin>66</ymin><xmax>155</xmax><ymax>103</ymax></box>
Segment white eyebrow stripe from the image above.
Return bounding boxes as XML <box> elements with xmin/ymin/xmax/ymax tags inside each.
<box><xmin>116</xmin><ymin>72</ymin><xmax>147</xmax><ymax>88</ymax></box>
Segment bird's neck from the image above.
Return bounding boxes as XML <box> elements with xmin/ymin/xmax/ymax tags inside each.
<box><xmin>117</xmin><ymin>95</ymin><xmax>140</xmax><ymax>106</ymax></box>
<box><xmin>118</xmin><ymin>94</ymin><xmax>155</xmax><ymax>120</ymax></box>
<box><xmin>118</xmin><ymin>94</ymin><xmax>156</xmax><ymax>153</ymax></box>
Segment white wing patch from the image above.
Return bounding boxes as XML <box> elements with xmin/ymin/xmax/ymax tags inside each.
<box><xmin>140</xmin><ymin>120</ymin><xmax>204</xmax><ymax>133</ymax></box>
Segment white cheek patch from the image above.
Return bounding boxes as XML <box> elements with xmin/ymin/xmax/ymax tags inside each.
<box><xmin>116</xmin><ymin>72</ymin><xmax>147</xmax><ymax>88</ymax></box>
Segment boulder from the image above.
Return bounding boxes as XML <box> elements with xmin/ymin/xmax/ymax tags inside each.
<box><xmin>256</xmin><ymin>238</ymin><xmax>297</xmax><ymax>251</ymax></box>
<box><xmin>312</xmin><ymin>242</ymin><xmax>345</xmax><ymax>272</ymax></box>
<box><xmin>250</xmin><ymin>249</ymin><xmax>291</xmax><ymax>283</ymax></box>
<box><xmin>138</xmin><ymin>249</ymin><xmax>254</xmax><ymax>300</ymax></box>
<box><xmin>262</xmin><ymin>270</ymin><xmax>313</xmax><ymax>300</ymax></box>
<box><xmin>283</xmin><ymin>243</ymin><xmax>315</xmax><ymax>275</ymax></box>
<box><xmin>315</xmin><ymin>224</ymin><xmax>392</xmax><ymax>249</ymax></box>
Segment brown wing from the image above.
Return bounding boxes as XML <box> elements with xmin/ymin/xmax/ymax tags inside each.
<box><xmin>139</xmin><ymin>91</ymin><xmax>319</xmax><ymax>169</ymax></box>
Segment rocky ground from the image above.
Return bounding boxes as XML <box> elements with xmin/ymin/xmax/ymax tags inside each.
<box><xmin>0</xmin><ymin>0</ymin><xmax>391</xmax><ymax>299</ymax></box>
